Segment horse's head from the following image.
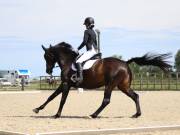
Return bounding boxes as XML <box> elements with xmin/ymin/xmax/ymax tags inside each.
<box><xmin>42</xmin><ymin>42</ymin><xmax>79</xmax><ymax>75</ymax></box>
<box><xmin>42</xmin><ymin>45</ymin><xmax>57</xmax><ymax>75</ymax></box>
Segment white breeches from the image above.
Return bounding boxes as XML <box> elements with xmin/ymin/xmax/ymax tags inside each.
<box><xmin>76</xmin><ymin>47</ymin><xmax>97</xmax><ymax>63</ymax></box>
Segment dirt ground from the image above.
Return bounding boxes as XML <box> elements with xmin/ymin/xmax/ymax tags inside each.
<box><xmin>0</xmin><ymin>90</ymin><xmax>180</xmax><ymax>135</ymax></box>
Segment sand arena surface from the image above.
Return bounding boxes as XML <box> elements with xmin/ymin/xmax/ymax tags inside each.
<box><xmin>0</xmin><ymin>90</ymin><xmax>180</xmax><ymax>135</ymax></box>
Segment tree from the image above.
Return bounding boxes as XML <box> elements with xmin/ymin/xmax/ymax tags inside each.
<box><xmin>175</xmin><ymin>49</ymin><xmax>180</xmax><ymax>72</ymax></box>
<box><xmin>112</xmin><ymin>55</ymin><xmax>122</xmax><ymax>60</ymax></box>
<box><xmin>129</xmin><ymin>63</ymin><xmax>164</xmax><ymax>74</ymax></box>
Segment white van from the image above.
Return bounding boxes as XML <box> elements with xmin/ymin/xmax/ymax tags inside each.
<box><xmin>0</xmin><ymin>78</ymin><xmax>12</xmax><ymax>86</ymax></box>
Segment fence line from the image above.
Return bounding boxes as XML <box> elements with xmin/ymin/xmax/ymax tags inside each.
<box><xmin>131</xmin><ymin>72</ymin><xmax>180</xmax><ymax>90</ymax></box>
<box><xmin>39</xmin><ymin>72</ymin><xmax>180</xmax><ymax>90</ymax></box>
<box><xmin>36</xmin><ymin>125</ymin><xmax>180</xmax><ymax>135</ymax></box>
<box><xmin>40</xmin><ymin>76</ymin><xmax>60</xmax><ymax>90</ymax></box>
<box><xmin>0</xmin><ymin>130</ymin><xmax>28</xmax><ymax>135</ymax></box>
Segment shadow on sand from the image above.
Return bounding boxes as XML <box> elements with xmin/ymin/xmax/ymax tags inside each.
<box><xmin>0</xmin><ymin>115</ymin><xmax>125</xmax><ymax>119</ymax></box>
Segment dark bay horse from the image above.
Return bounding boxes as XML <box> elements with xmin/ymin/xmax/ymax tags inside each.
<box><xmin>33</xmin><ymin>42</ymin><xmax>172</xmax><ymax>118</ymax></box>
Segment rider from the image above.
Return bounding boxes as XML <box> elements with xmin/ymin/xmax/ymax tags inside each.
<box><xmin>75</xmin><ymin>17</ymin><xmax>98</xmax><ymax>85</ymax></box>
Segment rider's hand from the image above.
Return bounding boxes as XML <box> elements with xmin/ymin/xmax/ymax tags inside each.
<box><xmin>75</xmin><ymin>49</ymin><xmax>79</xmax><ymax>54</ymax></box>
<box><xmin>72</xmin><ymin>48</ymin><xmax>79</xmax><ymax>55</ymax></box>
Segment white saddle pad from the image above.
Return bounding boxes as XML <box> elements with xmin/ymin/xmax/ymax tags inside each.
<box><xmin>71</xmin><ymin>59</ymin><xmax>98</xmax><ymax>71</ymax></box>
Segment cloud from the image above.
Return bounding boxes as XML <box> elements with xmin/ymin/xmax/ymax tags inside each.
<box><xmin>0</xmin><ymin>0</ymin><xmax>180</xmax><ymax>76</ymax></box>
<box><xmin>1</xmin><ymin>0</ymin><xmax>180</xmax><ymax>39</ymax></box>
<box><xmin>100</xmin><ymin>27</ymin><xmax>180</xmax><ymax>61</ymax></box>
<box><xmin>102</xmin><ymin>27</ymin><xmax>180</xmax><ymax>41</ymax></box>
<box><xmin>0</xmin><ymin>1</ymin><xmax>23</xmax><ymax>8</ymax></box>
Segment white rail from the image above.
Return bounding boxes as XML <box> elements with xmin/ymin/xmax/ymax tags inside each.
<box><xmin>0</xmin><ymin>130</ymin><xmax>28</xmax><ymax>135</ymax></box>
<box><xmin>36</xmin><ymin>125</ymin><xmax>180</xmax><ymax>135</ymax></box>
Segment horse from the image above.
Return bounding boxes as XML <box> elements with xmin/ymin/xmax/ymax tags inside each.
<box><xmin>33</xmin><ymin>42</ymin><xmax>172</xmax><ymax>118</ymax></box>
<box><xmin>47</xmin><ymin>77</ymin><xmax>57</xmax><ymax>89</ymax></box>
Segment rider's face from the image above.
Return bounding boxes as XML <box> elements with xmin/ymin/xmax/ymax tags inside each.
<box><xmin>85</xmin><ymin>24</ymin><xmax>88</xmax><ymax>29</ymax></box>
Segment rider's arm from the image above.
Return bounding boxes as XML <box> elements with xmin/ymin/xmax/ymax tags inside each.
<box><xmin>94</xmin><ymin>38</ymin><xmax>98</xmax><ymax>50</ymax></box>
<box><xmin>78</xmin><ymin>30</ymin><xmax>89</xmax><ymax>50</ymax></box>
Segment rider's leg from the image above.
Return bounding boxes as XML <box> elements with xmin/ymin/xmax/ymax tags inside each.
<box><xmin>75</xmin><ymin>48</ymin><xmax>96</xmax><ymax>85</ymax></box>
<box><xmin>75</xmin><ymin>62</ymin><xmax>83</xmax><ymax>85</ymax></box>
<box><xmin>77</xmin><ymin>49</ymin><xmax>96</xmax><ymax>63</ymax></box>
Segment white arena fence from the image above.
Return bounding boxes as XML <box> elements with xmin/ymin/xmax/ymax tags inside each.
<box><xmin>36</xmin><ymin>125</ymin><xmax>180</xmax><ymax>135</ymax></box>
<box><xmin>0</xmin><ymin>130</ymin><xmax>29</xmax><ymax>135</ymax></box>
<box><xmin>39</xmin><ymin>72</ymin><xmax>180</xmax><ymax>90</ymax></box>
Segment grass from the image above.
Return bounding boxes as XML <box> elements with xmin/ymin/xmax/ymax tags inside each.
<box><xmin>1</xmin><ymin>78</ymin><xmax>180</xmax><ymax>91</ymax></box>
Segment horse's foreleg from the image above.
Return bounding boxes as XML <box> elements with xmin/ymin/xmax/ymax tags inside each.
<box><xmin>33</xmin><ymin>83</ymin><xmax>63</xmax><ymax>114</ymax></box>
<box><xmin>90</xmin><ymin>87</ymin><xmax>112</xmax><ymax>118</ymax></box>
<box><xmin>54</xmin><ymin>82</ymin><xmax>70</xmax><ymax>118</ymax></box>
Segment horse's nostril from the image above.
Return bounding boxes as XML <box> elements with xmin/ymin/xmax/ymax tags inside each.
<box><xmin>46</xmin><ymin>70</ymin><xmax>51</xmax><ymax>74</ymax></box>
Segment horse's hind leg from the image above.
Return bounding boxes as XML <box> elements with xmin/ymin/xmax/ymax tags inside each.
<box><xmin>120</xmin><ymin>87</ymin><xmax>141</xmax><ymax>118</ymax></box>
<box><xmin>90</xmin><ymin>85</ymin><xmax>113</xmax><ymax>118</ymax></box>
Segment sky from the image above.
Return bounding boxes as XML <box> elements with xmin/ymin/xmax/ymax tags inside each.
<box><xmin>0</xmin><ymin>0</ymin><xmax>180</xmax><ymax>77</ymax></box>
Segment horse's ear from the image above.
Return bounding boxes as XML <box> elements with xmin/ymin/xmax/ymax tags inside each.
<box><xmin>50</xmin><ymin>44</ymin><xmax>52</xmax><ymax>48</ymax></box>
<box><xmin>42</xmin><ymin>45</ymin><xmax>47</xmax><ymax>52</ymax></box>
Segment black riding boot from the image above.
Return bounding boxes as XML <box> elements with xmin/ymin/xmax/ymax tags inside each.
<box><xmin>75</xmin><ymin>62</ymin><xmax>83</xmax><ymax>86</ymax></box>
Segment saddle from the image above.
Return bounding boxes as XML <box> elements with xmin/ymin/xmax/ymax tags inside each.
<box><xmin>71</xmin><ymin>53</ymin><xmax>102</xmax><ymax>71</ymax></box>
<box><xmin>71</xmin><ymin>53</ymin><xmax>101</xmax><ymax>83</ymax></box>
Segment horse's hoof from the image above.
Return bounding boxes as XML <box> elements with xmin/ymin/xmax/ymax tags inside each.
<box><xmin>86</xmin><ymin>115</ymin><xmax>92</xmax><ymax>119</ymax></box>
<box><xmin>90</xmin><ymin>114</ymin><xmax>97</xmax><ymax>118</ymax></box>
<box><xmin>131</xmin><ymin>112</ymin><xmax>141</xmax><ymax>118</ymax></box>
<box><xmin>33</xmin><ymin>108</ymin><xmax>39</xmax><ymax>114</ymax></box>
<box><xmin>53</xmin><ymin>114</ymin><xmax>61</xmax><ymax>119</ymax></box>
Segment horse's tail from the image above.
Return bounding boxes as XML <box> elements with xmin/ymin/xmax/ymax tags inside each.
<box><xmin>126</xmin><ymin>52</ymin><xmax>172</xmax><ymax>72</ymax></box>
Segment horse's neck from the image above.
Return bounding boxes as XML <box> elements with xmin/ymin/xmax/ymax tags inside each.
<box><xmin>56</xmin><ymin>51</ymin><xmax>76</xmax><ymax>70</ymax></box>
<box><xmin>57</xmin><ymin>60</ymin><xmax>73</xmax><ymax>70</ymax></box>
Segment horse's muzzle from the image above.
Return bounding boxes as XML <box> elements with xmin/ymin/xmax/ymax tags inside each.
<box><xmin>46</xmin><ymin>69</ymin><xmax>53</xmax><ymax>75</ymax></box>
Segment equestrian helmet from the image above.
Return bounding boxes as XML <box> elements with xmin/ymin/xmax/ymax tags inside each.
<box><xmin>83</xmin><ymin>17</ymin><xmax>95</xmax><ymax>26</ymax></box>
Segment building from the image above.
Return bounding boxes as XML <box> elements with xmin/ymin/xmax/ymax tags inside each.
<box><xmin>0</xmin><ymin>69</ymin><xmax>31</xmax><ymax>85</ymax></box>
